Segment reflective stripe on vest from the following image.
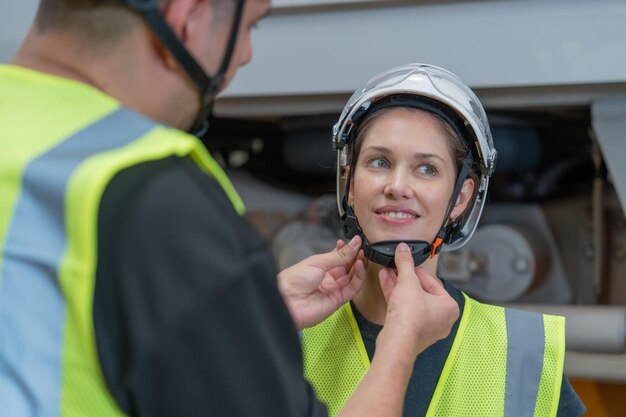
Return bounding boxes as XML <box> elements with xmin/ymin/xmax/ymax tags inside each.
<box><xmin>303</xmin><ymin>294</ymin><xmax>565</xmax><ymax>417</ymax></box>
<box><xmin>1</xmin><ymin>101</ymin><xmax>244</xmax><ymax>415</ymax></box>
<box><xmin>505</xmin><ymin>308</ymin><xmax>545</xmax><ymax>417</ymax></box>
<box><xmin>0</xmin><ymin>108</ymin><xmax>153</xmax><ymax>416</ymax></box>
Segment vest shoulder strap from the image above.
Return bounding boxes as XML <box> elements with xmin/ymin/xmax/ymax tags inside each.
<box><xmin>427</xmin><ymin>294</ymin><xmax>565</xmax><ymax>417</ymax></box>
<box><xmin>302</xmin><ymin>303</ymin><xmax>369</xmax><ymax>417</ymax></box>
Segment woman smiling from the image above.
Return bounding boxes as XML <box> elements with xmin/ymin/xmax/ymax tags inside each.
<box><xmin>302</xmin><ymin>64</ymin><xmax>585</xmax><ymax>417</ymax></box>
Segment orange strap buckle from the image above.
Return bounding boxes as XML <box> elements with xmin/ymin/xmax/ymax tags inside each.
<box><xmin>430</xmin><ymin>236</ymin><xmax>444</xmax><ymax>258</ymax></box>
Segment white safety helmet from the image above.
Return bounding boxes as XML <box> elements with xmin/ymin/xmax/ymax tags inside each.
<box><xmin>334</xmin><ymin>63</ymin><xmax>497</xmax><ymax>259</ymax></box>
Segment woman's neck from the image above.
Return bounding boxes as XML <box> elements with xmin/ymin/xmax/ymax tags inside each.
<box><xmin>351</xmin><ymin>254</ymin><xmax>442</xmax><ymax>326</ymax></box>
<box><xmin>352</xmin><ymin>265</ymin><xmax>387</xmax><ymax>325</ymax></box>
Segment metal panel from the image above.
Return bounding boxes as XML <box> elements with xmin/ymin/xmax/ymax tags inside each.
<box><xmin>224</xmin><ymin>0</ymin><xmax>626</xmax><ymax>101</ymax></box>
<box><xmin>0</xmin><ymin>0</ymin><xmax>38</xmax><ymax>63</ymax></box>
<box><xmin>592</xmin><ymin>97</ymin><xmax>626</xmax><ymax>216</ymax></box>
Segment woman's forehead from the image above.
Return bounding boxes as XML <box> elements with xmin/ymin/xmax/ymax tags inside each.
<box><xmin>371</xmin><ymin>106</ymin><xmax>441</xmax><ymax>127</ymax></box>
<box><xmin>364</xmin><ymin>109</ymin><xmax>449</xmax><ymax>145</ymax></box>
<box><xmin>358</xmin><ymin>107</ymin><xmax>458</xmax><ymax>165</ymax></box>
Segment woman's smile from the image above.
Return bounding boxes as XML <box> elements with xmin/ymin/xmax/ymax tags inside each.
<box><xmin>374</xmin><ymin>206</ymin><xmax>419</xmax><ymax>225</ymax></box>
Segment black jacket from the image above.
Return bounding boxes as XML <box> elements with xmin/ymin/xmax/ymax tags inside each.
<box><xmin>94</xmin><ymin>156</ymin><xmax>326</xmax><ymax>417</ymax></box>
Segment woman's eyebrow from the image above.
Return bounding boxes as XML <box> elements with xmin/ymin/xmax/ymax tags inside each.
<box><xmin>361</xmin><ymin>146</ymin><xmax>391</xmax><ymax>154</ymax></box>
<box><xmin>414</xmin><ymin>153</ymin><xmax>445</xmax><ymax>162</ymax></box>
<box><xmin>362</xmin><ymin>146</ymin><xmax>445</xmax><ymax>162</ymax></box>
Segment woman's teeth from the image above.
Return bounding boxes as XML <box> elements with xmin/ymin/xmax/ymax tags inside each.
<box><xmin>382</xmin><ymin>212</ymin><xmax>414</xmax><ymax>219</ymax></box>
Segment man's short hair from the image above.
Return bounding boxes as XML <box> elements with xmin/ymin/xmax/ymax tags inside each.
<box><xmin>36</xmin><ymin>0</ymin><xmax>235</xmax><ymax>41</ymax></box>
<box><xmin>35</xmin><ymin>0</ymin><xmax>142</xmax><ymax>42</ymax></box>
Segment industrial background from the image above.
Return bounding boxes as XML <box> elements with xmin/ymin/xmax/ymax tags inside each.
<box><xmin>3</xmin><ymin>1</ymin><xmax>625</xmax><ymax>415</ymax></box>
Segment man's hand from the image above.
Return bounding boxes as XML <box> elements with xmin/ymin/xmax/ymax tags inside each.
<box><xmin>277</xmin><ymin>236</ymin><xmax>367</xmax><ymax>330</ymax></box>
<box><xmin>336</xmin><ymin>244</ymin><xmax>459</xmax><ymax>417</ymax></box>
<box><xmin>377</xmin><ymin>243</ymin><xmax>460</xmax><ymax>362</ymax></box>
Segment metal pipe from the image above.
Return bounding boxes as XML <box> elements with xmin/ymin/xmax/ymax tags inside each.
<box><xmin>590</xmin><ymin>129</ymin><xmax>606</xmax><ymax>301</ymax></box>
<box><xmin>502</xmin><ymin>304</ymin><xmax>626</xmax><ymax>354</ymax></box>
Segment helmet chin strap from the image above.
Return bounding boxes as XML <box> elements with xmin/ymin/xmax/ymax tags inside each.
<box><xmin>127</xmin><ymin>0</ymin><xmax>246</xmax><ymax>137</ymax></box>
<box><xmin>341</xmin><ymin>160</ymin><xmax>472</xmax><ymax>268</ymax></box>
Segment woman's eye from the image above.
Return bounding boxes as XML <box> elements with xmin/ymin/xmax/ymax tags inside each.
<box><xmin>368</xmin><ymin>158</ymin><xmax>389</xmax><ymax>169</ymax></box>
<box><xmin>417</xmin><ymin>164</ymin><xmax>438</xmax><ymax>176</ymax></box>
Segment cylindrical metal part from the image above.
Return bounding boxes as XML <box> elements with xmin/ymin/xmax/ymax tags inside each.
<box><xmin>504</xmin><ymin>304</ymin><xmax>626</xmax><ymax>354</ymax></box>
<box><xmin>565</xmin><ymin>352</ymin><xmax>626</xmax><ymax>382</ymax></box>
<box><xmin>441</xmin><ymin>224</ymin><xmax>550</xmax><ymax>302</ymax></box>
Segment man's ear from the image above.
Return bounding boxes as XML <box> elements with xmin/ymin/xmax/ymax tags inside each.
<box><xmin>450</xmin><ymin>178</ymin><xmax>475</xmax><ymax>220</ymax></box>
<box><xmin>157</xmin><ymin>0</ymin><xmax>202</xmax><ymax>68</ymax></box>
<box><xmin>162</xmin><ymin>0</ymin><xmax>200</xmax><ymax>40</ymax></box>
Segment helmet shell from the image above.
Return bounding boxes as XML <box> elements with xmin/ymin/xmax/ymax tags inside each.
<box><xmin>334</xmin><ymin>63</ymin><xmax>497</xmax><ymax>250</ymax></box>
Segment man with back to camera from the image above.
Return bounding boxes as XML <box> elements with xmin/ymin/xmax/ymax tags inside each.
<box><xmin>0</xmin><ymin>0</ymin><xmax>460</xmax><ymax>416</ymax></box>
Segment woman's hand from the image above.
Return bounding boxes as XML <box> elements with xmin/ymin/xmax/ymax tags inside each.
<box><xmin>277</xmin><ymin>236</ymin><xmax>367</xmax><ymax>330</ymax></box>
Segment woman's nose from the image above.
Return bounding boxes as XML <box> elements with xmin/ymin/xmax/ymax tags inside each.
<box><xmin>383</xmin><ymin>169</ymin><xmax>414</xmax><ymax>199</ymax></box>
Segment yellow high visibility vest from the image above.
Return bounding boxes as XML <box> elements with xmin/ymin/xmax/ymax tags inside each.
<box><xmin>303</xmin><ymin>294</ymin><xmax>565</xmax><ymax>417</ymax></box>
<box><xmin>0</xmin><ymin>65</ymin><xmax>244</xmax><ymax>416</ymax></box>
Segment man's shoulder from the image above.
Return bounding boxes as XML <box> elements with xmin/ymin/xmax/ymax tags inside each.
<box><xmin>94</xmin><ymin>155</ymin><xmax>275</xmax><ymax>338</ymax></box>
<box><xmin>100</xmin><ymin>155</ymin><xmax>264</xmax><ymax>260</ymax></box>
